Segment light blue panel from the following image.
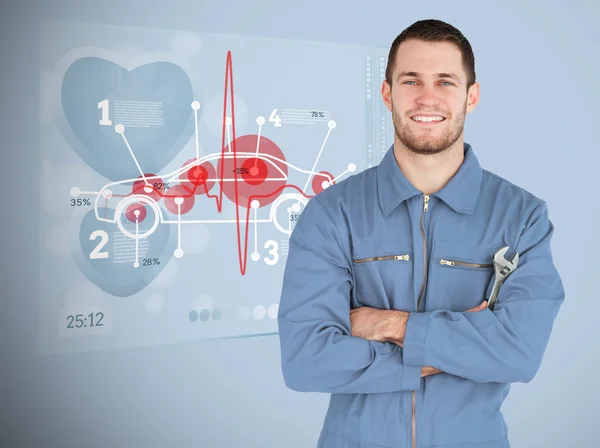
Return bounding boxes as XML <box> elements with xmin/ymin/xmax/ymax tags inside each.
<box><xmin>38</xmin><ymin>20</ymin><xmax>393</xmax><ymax>354</ymax></box>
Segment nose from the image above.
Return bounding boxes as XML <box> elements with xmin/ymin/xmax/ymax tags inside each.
<box><xmin>415</xmin><ymin>85</ymin><xmax>442</xmax><ymax>106</ymax></box>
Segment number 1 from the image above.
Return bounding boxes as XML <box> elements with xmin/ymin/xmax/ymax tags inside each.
<box><xmin>98</xmin><ymin>99</ymin><xmax>112</xmax><ymax>126</ymax></box>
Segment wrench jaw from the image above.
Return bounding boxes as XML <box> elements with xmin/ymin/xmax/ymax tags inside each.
<box><xmin>493</xmin><ymin>246</ymin><xmax>519</xmax><ymax>279</ymax></box>
<box><xmin>501</xmin><ymin>253</ymin><xmax>519</xmax><ymax>277</ymax></box>
<box><xmin>493</xmin><ymin>246</ymin><xmax>510</xmax><ymax>262</ymax></box>
<box><xmin>488</xmin><ymin>246</ymin><xmax>520</xmax><ymax>311</ymax></box>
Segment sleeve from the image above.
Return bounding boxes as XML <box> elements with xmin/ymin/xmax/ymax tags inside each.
<box><xmin>277</xmin><ymin>195</ymin><xmax>422</xmax><ymax>394</ymax></box>
<box><xmin>402</xmin><ymin>201</ymin><xmax>565</xmax><ymax>384</ymax></box>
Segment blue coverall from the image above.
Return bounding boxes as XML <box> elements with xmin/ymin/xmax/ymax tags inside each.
<box><xmin>277</xmin><ymin>143</ymin><xmax>565</xmax><ymax>448</ymax></box>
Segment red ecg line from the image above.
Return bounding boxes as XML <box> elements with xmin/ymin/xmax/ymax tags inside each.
<box><xmin>220</xmin><ymin>50</ymin><xmax>314</xmax><ymax>275</ymax></box>
<box><xmin>108</xmin><ymin>51</ymin><xmax>315</xmax><ymax>275</ymax></box>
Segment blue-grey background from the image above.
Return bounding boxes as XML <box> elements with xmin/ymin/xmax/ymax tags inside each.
<box><xmin>1</xmin><ymin>0</ymin><xmax>598</xmax><ymax>447</ymax></box>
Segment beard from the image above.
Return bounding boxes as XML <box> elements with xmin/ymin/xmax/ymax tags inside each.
<box><xmin>391</xmin><ymin>99</ymin><xmax>467</xmax><ymax>156</ymax></box>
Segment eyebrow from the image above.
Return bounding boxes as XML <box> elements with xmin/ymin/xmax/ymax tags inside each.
<box><xmin>396</xmin><ymin>71</ymin><xmax>461</xmax><ymax>84</ymax></box>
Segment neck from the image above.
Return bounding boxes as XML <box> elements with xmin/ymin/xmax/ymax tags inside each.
<box><xmin>392</xmin><ymin>137</ymin><xmax>465</xmax><ymax>195</ymax></box>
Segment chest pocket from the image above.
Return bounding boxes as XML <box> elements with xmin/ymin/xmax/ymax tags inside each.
<box><xmin>427</xmin><ymin>240</ymin><xmax>497</xmax><ymax>312</ymax></box>
<box><xmin>350</xmin><ymin>237</ymin><xmax>414</xmax><ymax>311</ymax></box>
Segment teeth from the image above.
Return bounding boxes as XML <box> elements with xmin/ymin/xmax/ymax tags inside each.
<box><xmin>412</xmin><ymin>116</ymin><xmax>445</xmax><ymax>122</ymax></box>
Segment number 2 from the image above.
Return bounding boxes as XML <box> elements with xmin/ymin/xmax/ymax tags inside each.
<box><xmin>90</xmin><ymin>230</ymin><xmax>109</xmax><ymax>259</ymax></box>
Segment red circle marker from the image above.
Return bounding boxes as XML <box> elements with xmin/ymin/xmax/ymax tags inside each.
<box><xmin>132</xmin><ymin>174</ymin><xmax>163</xmax><ymax>201</ymax></box>
<box><xmin>189</xmin><ymin>165</ymin><xmax>208</xmax><ymax>185</ymax></box>
<box><xmin>164</xmin><ymin>184</ymin><xmax>195</xmax><ymax>214</ymax></box>
<box><xmin>217</xmin><ymin>135</ymin><xmax>288</xmax><ymax>208</ymax></box>
<box><xmin>125</xmin><ymin>203</ymin><xmax>147</xmax><ymax>223</ymax></box>
<box><xmin>312</xmin><ymin>171</ymin><xmax>335</xmax><ymax>195</ymax></box>
<box><xmin>181</xmin><ymin>158</ymin><xmax>217</xmax><ymax>195</ymax></box>
<box><xmin>241</xmin><ymin>158</ymin><xmax>268</xmax><ymax>186</ymax></box>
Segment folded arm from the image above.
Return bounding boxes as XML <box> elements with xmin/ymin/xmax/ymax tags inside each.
<box><xmin>277</xmin><ymin>196</ymin><xmax>422</xmax><ymax>394</ymax></box>
<box><xmin>402</xmin><ymin>201</ymin><xmax>565</xmax><ymax>384</ymax></box>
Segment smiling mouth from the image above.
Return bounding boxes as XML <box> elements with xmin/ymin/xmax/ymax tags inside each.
<box><xmin>410</xmin><ymin>115</ymin><xmax>447</xmax><ymax>125</ymax></box>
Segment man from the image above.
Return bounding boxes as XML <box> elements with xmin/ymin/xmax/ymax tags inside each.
<box><xmin>277</xmin><ymin>18</ymin><xmax>564</xmax><ymax>448</ymax></box>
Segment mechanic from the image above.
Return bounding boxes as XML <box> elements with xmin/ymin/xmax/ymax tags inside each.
<box><xmin>277</xmin><ymin>18</ymin><xmax>565</xmax><ymax>448</ymax></box>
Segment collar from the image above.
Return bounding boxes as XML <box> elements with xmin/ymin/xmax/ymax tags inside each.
<box><xmin>377</xmin><ymin>142</ymin><xmax>483</xmax><ymax>217</ymax></box>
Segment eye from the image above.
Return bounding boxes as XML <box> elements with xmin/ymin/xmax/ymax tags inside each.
<box><xmin>402</xmin><ymin>80</ymin><xmax>454</xmax><ymax>86</ymax></box>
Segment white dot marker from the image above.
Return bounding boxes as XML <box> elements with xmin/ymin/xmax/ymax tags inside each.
<box><xmin>143</xmin><ymin>185</ymin><xmax>153</xmax><ymax>193</ymax></box>
<box><xmin>267</xmin><ymin>304</ymin><xmax>279</xmax><ymax>319</ymax></box>
<box><xmin>70</xmin><ymin>187</ymin><xmax>80</xmax><ymax>197</ymax></box>
<box><xmin>133</xmin><ymin>261</ymin><xmax>139</xmax><ymax>268</ymax></box>
<box><xmin>251</xmin><ymin>200</ymin><xmax>260</xmax><ymax>209</ymax></box>
<box><xmin>134</xmin><ymin>209</ymin><xmax>140</xmax><ymax>217</ymax></box>
<box><xmin>291</xmin><ymin>203</ymin><xmax>301</xmax><ymax>213</ymax></box>
<box><xmin>348</xmin><ymin>163</ymin><xmax>357</xmax><ymax>172</ymax></box>
<box><xmin>102</xmin><ymin>189</ymin><xmax>112</xmax><ymax>199</ymax></box>
<box><xmin>115</xmin><ymin>124</ymin><xmax>125</xmax><ymax>134</ymax></box>
<box><xmin>251</xmin><ymin>252</ymin><xmax>260</xmax><ymax>262</ymax></box>
<box><xmin>322</xmin><ymin>181</ymin><xmax>330</xmax><ymax>189</ymax></box>
<box><xmin>256</xmin><ymin>116</ymin><xmax>265</xmax><ymax>125</ymax></box>
<box><xmin>174</xmin><ymin>248</ymin><xmax>184</xmax><ymax>258</ymax></box>
<box><xmin>252</xmin><ymin>305</ymin><xmax>266</xmax><ymax>320</ymax></box>
<box><xmin>191</xmin><ymin>101</ymin><xmax>201</xmax><ymax>110</ymax></box>
<box><xmin>225</xmin><ymin>116</ymin><xmax>232</xmax><ymax>126</ymax></box>
<box><xmin>328</xmin><ymin>120</ymin><xmax>336</xmax><ymax>129</ymax></box>
<box><xmin>174</xmin><ymin>197</ymin><xmax>184</xmax><ymax>205</ymax></box>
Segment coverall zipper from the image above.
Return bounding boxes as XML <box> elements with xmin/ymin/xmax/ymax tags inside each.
<box><xmin>412</xmin><ymin>193</ymin><xmax>429</xmax><ymax>448</ymax></box>
<box><xmin>353</xmin><ymin>254</ymin><xmax>411</xmax><ymax>263</ymax></box>
<box><xmin>439</xmin><ymin>259</ymin><xmax>492</xmax><ymax>268</ymax></box>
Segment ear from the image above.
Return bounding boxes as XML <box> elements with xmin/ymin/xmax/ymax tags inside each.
<box><xmin>381</xmin><ymin>80</ymin><xmax>392</xmax><ymax>112</ymax></box>
<box><xmin>466</xmin><ymin>82</ymin><xmax>480</xmax><ymax>114</ymax></box>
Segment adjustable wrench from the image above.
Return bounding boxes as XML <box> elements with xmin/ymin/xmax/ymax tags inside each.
<box><xmin>487</xmin><ymin>246</ymin><xmax>519</xmax><ymax>311</ymax></box>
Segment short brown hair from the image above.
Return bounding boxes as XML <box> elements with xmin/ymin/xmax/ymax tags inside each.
<box><xmin>385</xmin><ymin>19</ymin><xmax>476</xmax><ymax>90</ymax></box>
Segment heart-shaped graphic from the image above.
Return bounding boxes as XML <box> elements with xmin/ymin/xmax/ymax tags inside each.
<box><xmin>72</xmin><ymin>206</ymin><xmax>175</xmax><ymax>297</ymax></box>
<box><xmin>59</xmin><ymin>56</ymin><xmax>195</xmax><ymax>181</ymax></box>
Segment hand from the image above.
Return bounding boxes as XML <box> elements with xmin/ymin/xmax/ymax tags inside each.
<box><xmin>466</xmin><ymin>300</ymin><xmax>488</xmax><ymax>312</ymax></box>
<box><xmin>351</xmin><ymin>303</ymin><xmax>485</xmax><ymax>378</ymax></box>
<box><xmin>350</xmin><ymin>307</ymin><xmax>407</xmax><ymax>345</ymax></box>
<box><xmin>421</xmin><ymin>366</ymin><xmax>443</xmax><ymax>377</ymax></box>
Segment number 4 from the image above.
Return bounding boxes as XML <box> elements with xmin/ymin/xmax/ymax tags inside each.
<box><xmin>269</xmin><ymin>108</ymin><xmax>282</xmax><ymax>127</ymax></box>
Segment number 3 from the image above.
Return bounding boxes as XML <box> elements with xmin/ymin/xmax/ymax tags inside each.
<box><xmin>264</xmin><ymin>240</ymin><xmax>279</xmax><ymax>266</ymax></box>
